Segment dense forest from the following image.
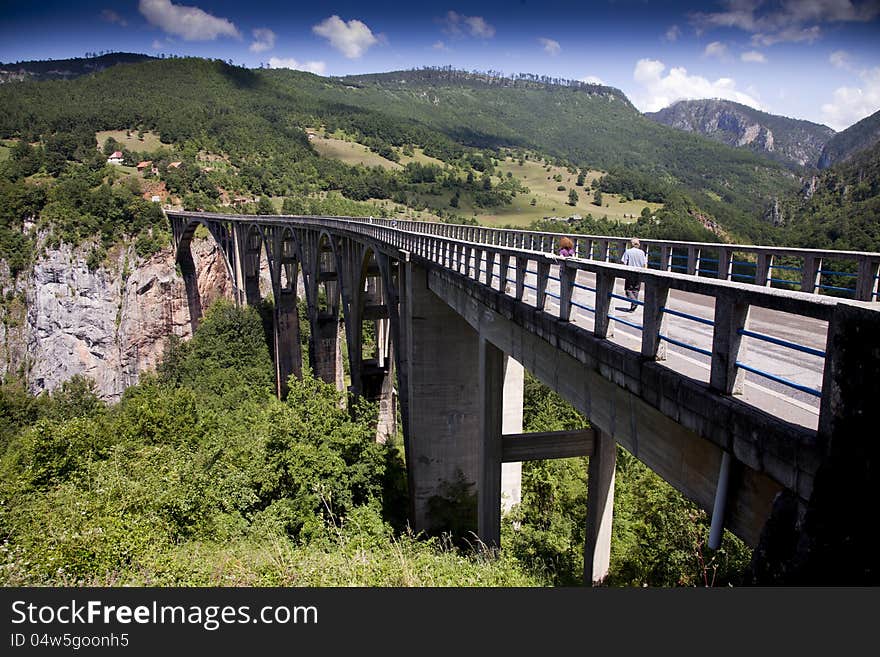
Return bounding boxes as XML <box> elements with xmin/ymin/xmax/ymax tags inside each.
<box><xmin>0</xmin><ymin>302</ymin><xmax>749</xmax><ymax>586</ymax></box>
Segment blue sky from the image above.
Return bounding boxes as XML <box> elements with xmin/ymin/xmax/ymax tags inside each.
<box><xmin>1</xmin><ymin>1</ymin><xmax>879</xmax><ymax>130</ymax></box>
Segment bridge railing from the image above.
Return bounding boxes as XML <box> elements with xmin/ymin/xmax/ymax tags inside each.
<box><xmin>346</xmin><ymin>217</ymin><xmax>880</xmax><ymax>302</ymax></box>
<box><xmin>167</xmin><ymin>211</ymin><xmax>879</xmax><ymax>428</ymax></box>
<box><xmin>299</xmin><ymin>215</ymin><xmax>868</xmax><ymax>421</ymax></box>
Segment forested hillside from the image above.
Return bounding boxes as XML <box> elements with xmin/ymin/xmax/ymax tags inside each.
<box><xmin>326</xmin><ymin>68</ymin><xmax>798</xmax><ymax>240</ymax></box>
<box><xmin>0</xmin><ymin>58</ymin><xmax>801</xmax><ymax>246</ymax></box>
<box><xmin>780</xmin><ymin>141</ymin><xmax>880</xmax><ymax>251</ymax></box>
<box><xmin>817</xmin><ymin>108</ymin><xmax>880</xmax><ymax>169</ymax></box>
<box><xmin>0</xmin><ymin>302</ymin><xmax>749</xmax><ymax>586</ymax></box>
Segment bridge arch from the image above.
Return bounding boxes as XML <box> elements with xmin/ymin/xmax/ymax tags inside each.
<box><xmin>172</xmin><ymin>215</ymin><xmax>239</xmax><ymax>334</ymax></box>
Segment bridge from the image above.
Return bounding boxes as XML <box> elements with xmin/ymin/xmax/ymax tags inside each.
<box><xmin>167</xmin><ymin>210</ymin><xmax>880</xmax><ymax>585</ymax></box>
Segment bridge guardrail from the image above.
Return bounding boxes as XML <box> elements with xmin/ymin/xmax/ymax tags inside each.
<box><xmin>348</xmin><ymin>217</ymin><xmax>880</xmax><ymax>302</ymax></box>
<box><xmin>167</xmin><ymin>211</ymin><xmax>880</xmax><ymax>426</ymax></box>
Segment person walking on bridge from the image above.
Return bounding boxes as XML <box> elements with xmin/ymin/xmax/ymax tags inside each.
<box><xmin>621</xmin><ymin>237</ymin><xmax>647</xmax><ymax>312</ymax></box>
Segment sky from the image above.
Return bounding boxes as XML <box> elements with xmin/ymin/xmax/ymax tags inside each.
<box><xmin>1</xmin><ymin>1</ymin><xmax>879</xmax><ymax>131</ymax></box>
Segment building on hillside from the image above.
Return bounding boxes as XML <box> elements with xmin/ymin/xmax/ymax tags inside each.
<box><xmin>136</xmin><ymin>160</ymin><xmax>158</xmax><ymax>175</ymax></box>
<box><xmin>107</xmin><ymin>151</ymin><xmax>123</xmax><ymax>165</ymax></box>
<box><xmin>168</xmin><ymin>161</ymin><xmax>182</xmax><ymax>169</ymax></box>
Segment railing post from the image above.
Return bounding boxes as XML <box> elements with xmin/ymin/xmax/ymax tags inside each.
<box><xmin>498</xmin><ymin>254</ymin><xmax>510</xmax><ymax>293</ymax></box>
<box><xmin>598</xmin><ymin>239</ymin><xmax>609</xmax><ymax>262</ymax></box>
<box><xmin>801</xmin><ymin>255</ymin><xmax>821</xmax><ymax>295</ymax></box>
<box><xmin>484</xmin><ymin>251</ymin><xmax>494</xmax><ymax>286</ymax></box>
<box><xmin>659</xmin><ymin>244</ymin><xmax>671</xmax><ymax>272</ymax></box>
<box><xmin>687</xmin><ymin>247</ymin><xmax>700</xmax><ymax>276</ymax></box>
<box><xmin>710</xmin><ymin>294</ymin><xmax>750</xmax><ymax>395</ymax></box>
<box><xmin>717</xmin><ymin>247</ymin><xmax>732</xmax><ymax>281</ymax></box>
<box><xmin>558</xmin><ymin>262</ymin><xmax>575</xmax><ymax>322</ymax></box>
<box><xmin>755</xmin><ymin>252</ymin><xmax>773</xmax><ymax>286</ymax></box>
<box><xmin>515</xmin><ymin>257</ymin><xmax>527</xmax><ymax>300</ymax></box>
<box><xmin>535</xmin><ymin>260</ymin><xmax>550</xmax><ymax>311</ymax></box>
<box><xmin>855</xmin><ymin>257</ymin><xmax>880</xmax><ymax>301</ymax></box>
<box><xmin>594</xmin><ymin>270</ymin><xmax>615</xmax><ymax>338</ymax></box>
<box><xmin>641</xmin><ymin>280</ymin><xmax>670</xmax><ymax>360</ymax></box>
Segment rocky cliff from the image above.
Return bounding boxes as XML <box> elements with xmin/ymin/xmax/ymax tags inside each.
<box><xmin>646</xmin><ymin>99</ymin><xmax>834</xmax><ymax>168</ymax></box>
<box><xmin>1</xmin><ymin>236</ymin><xmax>236</xmax><ymax>400</ymax></box>
<box><xmin>817</xmin><ymin>108</ymin><xmax>880</xmax><ymax>169</ymax></box>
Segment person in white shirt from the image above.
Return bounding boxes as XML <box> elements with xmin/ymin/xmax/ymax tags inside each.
<box><xmin>620</xmin><ymin>238</ymin><xmax>647</xmax><ymax>312</ymax></box>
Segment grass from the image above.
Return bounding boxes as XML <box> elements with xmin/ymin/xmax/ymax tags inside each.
<box><xmin>0</xmin><ymin>139</ymin><xmax>13</xmax><ymax>162</ymax></box>
<box><xmin>95</xmin><ymin>129</ymin><xmax>170</xmax><ymax>153</ymax></box>
<box><xmin>307</xmin><ymin>129</ymin><xmax>403</xmax><ymax>170</ymax></box>
<box><xmin>304</xmin><ymin>133</ymin><xmax>662</xmax><ymax>228</ymax></box>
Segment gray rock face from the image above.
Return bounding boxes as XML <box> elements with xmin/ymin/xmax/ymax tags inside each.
<box><xmin>646</xmin><ymin>99</ymin><xmax>834</xmax><ymax>168</ymax></box>
<box><xmin>2</xmin><ymin>236</ymin><xmax>236</xmax><ymax>400</ymax></box>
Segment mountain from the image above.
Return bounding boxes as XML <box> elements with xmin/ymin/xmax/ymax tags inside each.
<box><xmin>0</xmin><ymin>52</ymin><xmax>155</xmax><ymax>83</ymax></box>
<box><xmin>303</xmin><ymin>68</ymin><xmax>797</xmax><ymax>239</ymax></box>
<box><xmin>817</xmin><ymin>108</ymin><xmax>880</xmax><ymax>169</ymax></box>
<box><xmin>645</xmin><ymin>99</ymin><xmax>834</xmax><ymax>168</ymax></box>
<box><xmin>776</xmin><ymin>140</ymin><xmax>880</xmax><ymax>252</ymax></box>
<box><xmin>0</xmin><ymin>58</ymin><xmax>797</xmax><ymax>243</ymax></box>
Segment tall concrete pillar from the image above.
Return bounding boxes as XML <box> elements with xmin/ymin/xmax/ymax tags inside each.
<box><xmin>311</xmin><ymin>314</ymin><xmax>342</xmax><ymax>391</ymax></box>
<box><xmin>177</xmin><ymin>243</ymin><xmax>203</xmax><ymax>334</ymax></box>
<box><xmin>274</xmin><ymin>288</ymin><xmax>301</xmax><ymax>399</ymax></box>
<box><xmin>501</xmin><ymin>357</ymin><xmax>524</xmax><ymax>513</ymax></box>
<box><xmin>478</xmin><ymin>338</ymin><xmax>505</xmax><ymax>547</ymax></box>
<box><xmin>584</xmin><ymin>429</ymin><xmax>616</xmax><ymax>585</ymax></box>
<box><xmin>403</xmin><ymin>262</ymin><xmax>482</xmax><ymax>535</ymax></box>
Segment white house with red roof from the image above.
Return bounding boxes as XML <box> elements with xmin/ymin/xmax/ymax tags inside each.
<box><xmin>107</xmin><ymin>150</ymin><xmax>123</xmax><ymax>165</ymax></box>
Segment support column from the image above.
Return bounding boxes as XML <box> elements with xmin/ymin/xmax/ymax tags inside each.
<box><xmin>584</xmin><ymin>428</ymin><xmax>616</xmax><ymax>585</ymax></box>
<box><xmin>478</xmin><ymin>338</ymin><xmax>505</xmax><ymax>548</ymax></box>
<box><xmin>274</xmin><ymin>288</ymin><xmax>301</xmax><ymax>399</ymax></box>
<box><xmin>403</xmin><ymin>262</ymin><xmax>482</xmax><ymax>535</ymax></box>
<box><xmin>177</xmin><ymin>242</ymin><xmax>203</xmax><ymax>335</ymax></box>
<box><xmin>310</xmin><ymin>314</ymin><xmax>343</xmax><ymax>391</ymax></box>
<box><xmin>501</xmin><ymin>357</ymin><xmax>524</xmax><ymax>514</ymax></box>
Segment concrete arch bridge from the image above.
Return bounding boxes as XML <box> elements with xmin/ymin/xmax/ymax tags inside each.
<box><xmin>167</xmin><ymin>211</ymin><xmax>880</xmax><ymax>584</ymax></box>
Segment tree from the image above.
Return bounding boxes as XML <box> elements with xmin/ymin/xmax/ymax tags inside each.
<box><xmin>576</xmin><ymin>172</ymin><xmax>586</xmax><ymax>187</ymax></box>
<box><xmin>256</xmin><ymin>196</ymin><xmax>275</xmax><ymax>215</ymax></box>
<box><xmin>568</xmin><ymin>189</ymin><xmax>579</xmax><ymax>206</ymax></box>
<box><xmin>592</xmin><ymin>190</ymin><xmax>603</xmax><ymax>206</ymax></box>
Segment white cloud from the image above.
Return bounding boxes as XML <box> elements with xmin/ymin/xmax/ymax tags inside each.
<box><xmin>691</xmin><ymin>0</ymin><xmax>879</xmax><ymax>45</ymax></box>
<box><xmin>752</xmin><ymin>25</ymin><xmax>821</xmax><ymax>46</ymax></box>
<box><xmin>580</xmin><ymin>75</ymin><xmax>605</xmax><ymax>85</ymax></box>
<box><xmin>432</xmin><ymin>40</ymin><xmax>448</xmax><ymax>50</ymax></box>
<box><xmin>822</xmin><ymin>65</ymin><xmax>880</xmax><ymax>130</ymax></box>
<box><xmin>741</xmin><ymin>50</ymin><xmax>767</xmax><ymax>63</ymax></box>
<box><xmin>665</xmin><ymin>25</ymin><xmax>681</xmax><ymax>41</ymax></box>
<box><xmin>138</xmin><ymin>0</ymin><xmax>239</xmax><ymax>41</ymax></box>
<box><xmin>632</xmin><ymin>58</ymin><xmax>762</xmax><ymax>112</ymax></box>
<box><xmin>268</xmin><ymin>57</ymin><xmax>327</xmax><ymax>76</ymax></box>
<box><xmin>704</xmin><ymin>41</ymin><xmax>728</xmax><ymax>58</ymax></box>
<box><xmin>830</xmin><ymin>49</ymin><xmax>852</xmax><ymax>68</ymax></box>
<box><xmin>439</xmin><ymin>11</ymin><xmax>496</xmax><ymax>39</ymax></box>
<box><xmin>312</xmin><ymin>15</ymin><xmax>379</xmax><ymax>58</ymax></box>
<box><xmin>464</xmin><ymin>15</ymin><xmax>495</xmax><ymax>38</ymax></box>
<box><xmin>101</xmin><ymin>9</ymin><xmax>128</xmax><ymax>27</ymax></box>
<box><xmin>539</xmin><ymin>38</ymin><xmax>560</xmax><ymax>55</ymax></box>
<box><xmin>151</xmin><ymin>39</ymin><xmax>164</xmax><ymax>50</ymax></box>
<box><xmin>250</xmin><ymin>28</ymin><xmax>276</xmax><ymax>53</ymax></box>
